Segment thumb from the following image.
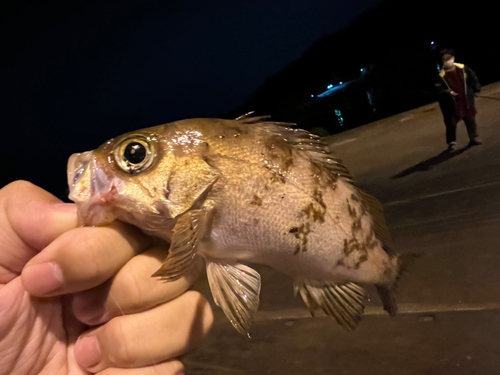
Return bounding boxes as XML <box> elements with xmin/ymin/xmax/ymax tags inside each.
<box><xmin>0</xmin><ymin>181</ymin><xmax>78</xmax><ymax>281</ymax></box>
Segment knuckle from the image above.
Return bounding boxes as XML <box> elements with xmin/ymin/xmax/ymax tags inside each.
<box><xmin>3</xmin><ymin>180</ymin><xmax>35</xmax><ymax>194</ymax></box>
<box><xmin>118</xmin><ymin>271</ymin><xmax>147</xmax><ymax>312</ymax></box>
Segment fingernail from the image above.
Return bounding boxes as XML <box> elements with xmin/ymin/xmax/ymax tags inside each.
<box><xmin>23</xmin><ymin>262</ymin><xmax>63</xmax><ymax>295</ymax></box>
<box><xmin>75</xmin><ymin>335</ymin><xmax>101</xmax><ymax>368</ymax></box>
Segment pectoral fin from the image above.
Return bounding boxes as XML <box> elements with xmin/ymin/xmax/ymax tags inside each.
<box><xmin>294</xmin><ymin>281</ymin><xmax>366</xmax><ymax>331</ymax></box>
<box><xmin>152</xmin><ymin>209</ymin><xmax>207</xmax><ymax>282</ymax></box>
<box><xmin>167</xmin><ymin>156</ymin><xmax>220</xmax><ymax>218</ymax></box>
<box><xmin>206</xmin><ymin>261</ymin><xmax>261</xmax><ymax>337</ymax></box>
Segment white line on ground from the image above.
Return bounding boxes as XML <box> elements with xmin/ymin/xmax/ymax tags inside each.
<box><xmin>255</xmin><ymin>302</ymin><xmax>500</xmax><ymax>321</ymax></box>
<box><xmin>385</xmin><ymin>180</ymin><xmax>500</xmax><ymax>207</ymax></box>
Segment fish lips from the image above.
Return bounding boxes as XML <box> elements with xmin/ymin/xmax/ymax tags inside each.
<box><xmin>67</xmin><ymin>151</ymin><xmax>120</xmax><ymax>226</ymax></box>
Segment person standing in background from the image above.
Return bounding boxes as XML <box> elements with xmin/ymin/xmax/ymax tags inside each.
<box><xmin>436</xmin><ymin>49</ymin><xmax>482</xmax><ymax>152</ymax></box>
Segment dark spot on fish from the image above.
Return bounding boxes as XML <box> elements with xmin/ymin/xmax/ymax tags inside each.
<box><xmin>343</xmin><ymin>238</ymin><xmax>362</xmax><ymax>256</ymax></box>
<box><xmin>253</xmin><ymin>218</ymin><xmax>260</xmax><ymax>226</ymax></box>
<box><xmin>165</xmin><ymin>178</ymin><xmax>172</xmax><ymax>200</ymax></box>
<box><xmin>302</xmin><ymin>202</ymin><xmax>325</xmax><ymax>224</ymax></box>
<box><xmin>282</xmin><ymin>196</ymin><xmax>285</xmax><ymax>199</ymax></box>
<box><xmin>351</xmin><ymin>217</ymin><xmax>362</xmax><ymax>233</ymax></box>
<box><xmin>383</xmin><ymin>266</ymin><xmax>392</xmax><ymax>277</ymax></box>
<box><xmin>351</xmin><ymin>194</ymin><xmax>360</xmax><ymax>203</ymax></box>
<box><xmin>270</xmin><ymin>173</ymin><xmax>286</xmax><ymax>184</ymax></box>
<box><xmin>336</xmin><ymin>260</ymin><xmax>345</xmax><ymax>267</ymax></box>
<box><xmin>347</xmin><ymin>199</ymin><xmax>357</xmax><ymax>218</ymax></box>
<box><xmin>312</xmin><ymin>188</ymin><xmax>326</xmax><ymax>209</ymax></box>
<box><xmin>284</xmin><ymin>156</ymin><xmax>294</xmax><ymax>170</ymax></box>
<box><xmin>354</xmin><ymin>254</ymin><xmax>368</xmax><ymax>269</ymax></box>
<box><xmin>249</xmin><ymin>195</ymin><xmax>263</xmax><ymax>206</ymax></box>
<box><xmin>264</xmin><ymin>185</ymin><xmax>270</xmax><ymax>191</ymax></box>
<box><xmin>293</xmin><ymin>245</ymin><xmax>301</xmax><ymax>256</ymax></box>
<box><xmin>289</xmin><ymin>223</ymin><xmax>311</xmax><ymax>252</ymax></box>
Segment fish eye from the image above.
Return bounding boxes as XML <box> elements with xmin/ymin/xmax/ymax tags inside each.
<box><xmin>113</xmin><ymin>136</ymin><xmax>155</xmax><ymax>174</ymax></box>
<box><xmin>124</xmin><ymin>142</ymin><xmax>147</xmax><ymax>164</ymax></box>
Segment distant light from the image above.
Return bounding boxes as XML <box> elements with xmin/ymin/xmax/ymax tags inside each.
<box><xmin>335</xmin><ymin>109</ymin><xmax>344</xmax><ymax>127</ymax></box>
<box><xmin>431</xmin><ymin>41</ymin><xmax>435</xmax><ymax>45</ymax></box>
<box><xmin>311</xmin><ymin>95</ymin><xmax>314</xmax><ymax>98</ymax></box>
<box><xmin>327</xmin><ymin>84</ymin><xmax>333</xmax><ymax>89</ymax></box>
<box><xmin>360</xmin><ymin>68</ymin><xmax>365</xmax><ymax>72</ymax></box>
<box><xmin>340</xmin><ymin>82</ymin><xmax>343</xmax><ymax>85</ymax></box>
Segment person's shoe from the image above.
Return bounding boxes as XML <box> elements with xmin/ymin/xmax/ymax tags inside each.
<box><xmin>469</xmin><ymin>138</ymin><xmax>483</xmax><ymax>146</ymax></box>
<box><xmin>448</xmin><ymin>142</ymin><xmax>457</xmax><ymax>152</ymax></box>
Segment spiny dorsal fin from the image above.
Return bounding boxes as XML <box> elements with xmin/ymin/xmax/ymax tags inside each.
<box><xmin>243</xmin><ymin>119</ymin><xmax>353</xmax><ymax>183</ymax></box>
<box><xmin>295</xmin><ymin>281</ymin><xmax>366</xmax><ymax>331</ymax></box>
<box><xmin>236</xmin><ymin>112</ymin><xmax>297</xmax><ymax>126</ymax></box>
<box><xmin>207</xmin><ymin>261</ymin><xmax>261</xmax><ymax>337</ymax></box>
<box><xmin>152</xmin><ymin>209</ymin><xmax>207</xmax><ymax>282</ymax></box>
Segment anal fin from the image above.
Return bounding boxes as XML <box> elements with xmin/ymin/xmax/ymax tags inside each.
<box><xmin>295</xmin><ymin>281</ymin><xmax>366</xmax><ymax>331</ymax></box>
<box><xmin>152</xmin><ymin>209</ymin><xmax>207</xmax><ymax>282</ymax></box>
<box><xmin>207</xmin><ymin>261</ymin><xmax>261</xmax><ymax>337</ymax></box>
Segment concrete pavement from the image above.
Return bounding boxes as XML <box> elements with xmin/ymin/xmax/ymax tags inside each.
<box><xmin>185</xmin><ymin>83</ymin><xmax>500</xmax><ymax>374</ymax></box>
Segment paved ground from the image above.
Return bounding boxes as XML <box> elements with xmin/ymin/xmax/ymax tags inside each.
<box><xmin>185</xmin><ymin>83</ymin><xmax>500</xmax><ymax>374</ymax></box>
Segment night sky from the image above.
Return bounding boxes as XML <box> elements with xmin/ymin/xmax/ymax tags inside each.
<box><xmin>2</xmin><ymin>0</ymin><xmax>381</xmax><ymax>195</ymax></box>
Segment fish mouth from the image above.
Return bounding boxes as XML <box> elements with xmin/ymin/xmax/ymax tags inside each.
<box><xmin>67</xmin><ymin>151</ymin><xmax>119</xmax><ymax>226</ymax></box>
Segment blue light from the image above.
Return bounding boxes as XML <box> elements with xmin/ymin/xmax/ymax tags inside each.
<box><xmin>360</xmin><ymin>68</ymin><xmax>365</xmax><ymax>72</ymax></box>
<box><xmin>431</xmin><ymin>41</ymin><xmax>435</xmax><ymax>45</ymax></box>
<box><xmin>327</xmin><ymin>84</ymin><xmax>333</xmax><ymax>89</ymax></box>
<box><xmin>340</xmin><ymin>82</ymin><xmax>343</xmax><ymax>85</ymax></box>
<box><xmin>311</xmin><ymin>95</ymin><xmax>314</xmax><ymax>98</ymax></box>
<box><xmin>335</xmin><ymin>109</ymin><xmax>344</xmax><ymax>127</ymax></box>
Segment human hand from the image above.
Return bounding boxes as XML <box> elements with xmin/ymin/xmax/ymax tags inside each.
<box><xmin>0</xmin><ymin>181</ymin><xmax>213</xmax><ymax>375</ymax></box>
<box><xmin>450</xmin><ymin>91</ymin><xmax>458</xmax><ymax>96</ymax></box>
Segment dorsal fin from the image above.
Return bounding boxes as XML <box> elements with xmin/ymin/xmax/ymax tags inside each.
<box><xmin>239</xmin><ymin>116</ymin><xmax>353</xmax><ymax>183</ymax></box>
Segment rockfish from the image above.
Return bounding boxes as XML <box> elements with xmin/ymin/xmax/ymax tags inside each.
<box><xmin>67</xmin><ymin>114</ymin><xmax>406</xmax><ymax>335</ymax></box>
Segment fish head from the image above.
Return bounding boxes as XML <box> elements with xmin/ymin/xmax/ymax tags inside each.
<box><xmin>67</xmin><ymin>130</ymin><xmax>174</xmax><ymax>230</ymax></box>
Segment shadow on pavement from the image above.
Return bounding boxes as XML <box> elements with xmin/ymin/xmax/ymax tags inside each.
<box><xmin>392</xmin><ymin>146</ymin><xmax>471</xmax><ymax>179</ymax></box>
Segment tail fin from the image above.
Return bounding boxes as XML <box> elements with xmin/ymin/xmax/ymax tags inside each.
<box><xmin>377</xmin><ymin>252</ymin><xmax>423</xmax><ymax>317</ymax></box>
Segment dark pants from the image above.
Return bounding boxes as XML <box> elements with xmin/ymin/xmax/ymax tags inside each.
<box><xmin>445</xmin><ymin>116</ymin><xmax>479</xmax><ymax>144</ymax></box>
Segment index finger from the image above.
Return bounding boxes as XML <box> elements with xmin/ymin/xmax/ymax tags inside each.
<box><xmin>0</xmin><ymin>181</ymin><xmax>78</xmax><ymax>283</ymax></box>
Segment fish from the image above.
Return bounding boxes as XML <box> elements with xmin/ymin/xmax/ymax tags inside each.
<box><xmin>67</xmin><ymin>113</ymin><xmax>409</xmax><ymax>336</ymax></box>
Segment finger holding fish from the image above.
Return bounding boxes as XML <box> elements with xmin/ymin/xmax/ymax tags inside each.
<box><xmin>74</xmin><ymin>291</ymin><xmax>213</xmax><ymax>373</ymax></box>
<box><xmin>21</xmin><ymin>221</ymin><xmax>151</xmax><ymax>297</ymax></box>
<box><xmin>72</xmin><ymin>248</ymin><xmax>204</xmax><ymax>325</ymax></box>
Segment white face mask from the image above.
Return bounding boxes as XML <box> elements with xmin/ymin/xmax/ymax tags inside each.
<box><xmin>444</xmin><ymin>58</ymin><xmax>455</xmax><ymax>68</ymax></box>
